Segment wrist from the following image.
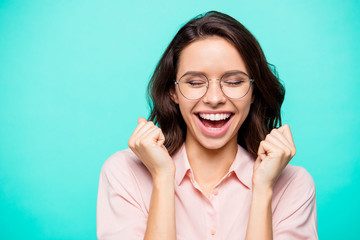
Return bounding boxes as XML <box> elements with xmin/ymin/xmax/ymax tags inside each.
<box><xmin>152</xmin><ymin>169</ymin><xmax>176</xmax><ymax>187</ymax></box>
<box><xmin>252</xmin><ymin>184</ymin><xmax>273</xmax><ymax>201</ymax></box>
<box><xmin>150</xmin><ymin>161</ymin><xmax>175</xmax><ymax>179</ymax></box>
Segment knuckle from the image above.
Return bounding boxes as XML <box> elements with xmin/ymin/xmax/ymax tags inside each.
<box><xmin>270</xmin><ymin>128</ymin><xmax>277</xmax><ymax>134</ymax></box>
<box><xmin>135</xmin><ymin>139</ymin><xmax>141</xmax><ymax>148</ymax></box>
<box><xmin>265</xmin><ymin>134</ymin><xmax>273</xmax><ymax>141</ymax></box>
<box><xmin>286</xmin><ymin>148</ymin><xmax>291</xmax><ymax>156</ymax></box>
<box><xmin>272</xmin><ymin>128</ymin><xmax>280</xmax><ymax>135</ymax></box>
<box><xmin>128</xmin><ymin>139</ymin><xmax>133</xmax><ymax>148</ymax></box>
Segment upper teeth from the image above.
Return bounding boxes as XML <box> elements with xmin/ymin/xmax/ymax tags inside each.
<box><xmin>199</xmin><ymin>113</ymin><xmax>231</xmax><ymax>121</ymax></box>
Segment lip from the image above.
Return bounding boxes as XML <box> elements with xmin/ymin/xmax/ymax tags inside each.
<box><xmin>194</xmin><ymin>111</ymin><xmax>234</xmax><ymax>137</ymax></box>
<box><xmin>195</xmin><ymin>110</ymin><xmax>234</xmax><ymax>114</ymax></box>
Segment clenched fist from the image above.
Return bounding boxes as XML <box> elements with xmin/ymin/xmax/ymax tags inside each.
<box><xmin>252</xmin><ymin>124</ymin><xmax>296</xmax><ymax>190</ymax></box>
<box><xmin>128</xmin><ymin>117</ymin><xmax>175</xmax><ymax>178</ymax></box>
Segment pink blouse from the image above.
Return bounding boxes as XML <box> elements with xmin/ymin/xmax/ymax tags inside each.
<box><xmin>97</xmin><ymin>144</ymin><xmax>318</xmax><ymax>239</ymax></box>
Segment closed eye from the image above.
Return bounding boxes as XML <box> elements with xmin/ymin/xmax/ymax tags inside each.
<box><xmin>187</xmin><ymin>81</ymin><xmax>206</xmax><ymax>86</ymax></box>
<box><xmin>223</xmin><ymin>80</ymin><xmax>244</xmax><ymax>86</ymax></box>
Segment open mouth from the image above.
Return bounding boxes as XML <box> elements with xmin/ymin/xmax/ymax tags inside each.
<box><xmin>197</xmin><ymin>112</ymin><xmax>233</xmax><ymax>131</ymax></box>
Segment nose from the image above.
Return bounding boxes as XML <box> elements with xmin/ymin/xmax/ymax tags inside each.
<box><xmin>202</xmin><ymin>79</ymin><xmax>226</xmax><ymax>107</ymax></box>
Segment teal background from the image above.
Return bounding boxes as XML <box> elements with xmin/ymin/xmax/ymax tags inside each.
<box><xmin>0</xmin><ymin>0</ymin><xmax>359</xmax><ymax>239</ymax></box>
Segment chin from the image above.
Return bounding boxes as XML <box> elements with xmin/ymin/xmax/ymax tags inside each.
<box><xmin>196</xmin><ymin>134</ymin><xmax>237</xmax><ymax>151</ymax></box>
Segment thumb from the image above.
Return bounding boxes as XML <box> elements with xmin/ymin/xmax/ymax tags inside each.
<box><xmin>253</xmin><ymin>156</ymin><xmax>261</xmax><ymax>171</ymax></box>
<box><xmin>156</xmin><ymin>129</ymin><xmax>166</xmax><ymax>146</ymax></box>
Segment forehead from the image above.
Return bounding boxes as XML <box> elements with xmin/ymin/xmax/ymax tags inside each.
<box><xmin>177</xmin><ymin>36</ymin><xmax>248</xmax><ymax>78</ymax></box>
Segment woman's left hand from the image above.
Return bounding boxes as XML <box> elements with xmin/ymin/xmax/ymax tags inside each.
<box><xmin>252</xmin><ymin>124</ymin><xmax>296</xmax><ymax>190</ymax></box>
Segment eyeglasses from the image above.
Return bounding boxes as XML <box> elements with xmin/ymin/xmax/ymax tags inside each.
<box><xmin>174</xmin><ymin>71</ymin><xmax>254</xmax><ymax>100</ymax></box>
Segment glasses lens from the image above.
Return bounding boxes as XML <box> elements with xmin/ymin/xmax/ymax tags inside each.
<box><xmin>221</xmin><ymin>72</ymin><xmax>251</xmax><ymax>99</ymax></box>
<box><xmin>178</xmin><ymin>74</ymin><xmax>208</xmax><ymax>100</ymax></box>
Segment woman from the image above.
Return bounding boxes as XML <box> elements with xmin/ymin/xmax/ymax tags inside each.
<box><xmin>97</xmin><ymin>11</ymin><xmax>318</xmax><ymax>240</ymax></box>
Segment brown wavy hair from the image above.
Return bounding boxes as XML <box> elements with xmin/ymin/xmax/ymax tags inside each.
<box><xmin>147</xmin><ymin>11</ymin><xmax>285</xmax><ymax>158</ymax></box>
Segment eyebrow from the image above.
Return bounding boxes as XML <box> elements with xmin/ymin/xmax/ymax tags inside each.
<box><xmin>179</xmin><ymin>70</ymin><xmax>249</xmax><ymax>78</ymax></box>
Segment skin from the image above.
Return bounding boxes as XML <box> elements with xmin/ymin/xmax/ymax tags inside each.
<box><xmin>128</xmin><ymin>36</ymin><xmax>296</xmax><ymax>240</ymax></box>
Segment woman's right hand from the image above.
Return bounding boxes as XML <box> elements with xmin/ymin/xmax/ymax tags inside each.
<box><xmin>128</xmin><ymin>117</ymin><xmax>175</xmax><ymax>178</ymax></box>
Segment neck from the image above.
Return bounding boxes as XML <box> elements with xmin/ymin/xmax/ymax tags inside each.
<box><xmin>184</xmin><ymin>134</ymin><xmax>238</xmax><ymax>192</ymax></box>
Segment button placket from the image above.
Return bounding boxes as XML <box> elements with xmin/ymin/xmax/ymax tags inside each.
<box><xmin>208</xmin><ymin>188</ymin><xmax>219</xmax><ymax>238</ymax></box>
<box><xmin>205</xmin><ymin>208</ymin><xmax>218</xmax><ymax>239</ymax></box>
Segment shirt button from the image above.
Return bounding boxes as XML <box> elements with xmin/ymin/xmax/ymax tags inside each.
<box><xmin>210</xmin><ymin>228</ymin><xmax>216</xmax><ymax>235</ymax></box>
<box><xmin>213</xmin><ymin>189</ymin><xmax>219</xmax><ymax>196</ymax></box>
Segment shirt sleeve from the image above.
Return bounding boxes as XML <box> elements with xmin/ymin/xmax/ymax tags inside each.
<box><xmin>272</xmin><ymin>166</ymin><xmax>318</xmax><ymax>240</ymax></box>
<box><xmin>96</xmin><ymin>152</ymin><xmax>148</xmax><ymax>240</ymax></box>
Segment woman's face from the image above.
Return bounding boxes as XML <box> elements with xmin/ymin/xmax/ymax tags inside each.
<box><xmin>171</xmin><ymin>36</ymin><xmax>254</xmax><ymax>150</ymax></box>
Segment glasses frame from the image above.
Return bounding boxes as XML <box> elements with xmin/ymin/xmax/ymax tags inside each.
<box><xmin>174</xmin><ymin>71</ymin><xmax>255</xmax><ymax>100</ymax></box>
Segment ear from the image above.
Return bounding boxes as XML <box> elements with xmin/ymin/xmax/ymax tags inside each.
<box><xmin>170</xmin><ymin>86</ymin><xmax>179</xmax><ymax>104</ymax></box>
<box><xmin>251</xmin><ymin>93</ymin><xmax>255</xmax><ymax>104</ymax></box>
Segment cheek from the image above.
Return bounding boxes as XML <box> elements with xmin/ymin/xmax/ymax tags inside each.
<box><xmin>244</xmin><ymin>101</ymin><xmax>252</xmax><ymax>117</ymax></box>
<box><xmin>236</xmin><ymin>100</ymin><xmax>253</xmax><ymax>122</ymax></box>
<box><xmin>177</xmin><ymin>100</ymin><xmax>193</xmax><ymax>123</ymax></box>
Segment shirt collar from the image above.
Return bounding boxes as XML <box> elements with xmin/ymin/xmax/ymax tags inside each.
<box><xmin>173</xmin><ymin>144</ymin><xmax>191</xmax><ymax>186</ymax></box>
<box><xmin>229</xmin><ymin>144</ymin><xmax>254</xmax><ymax>189</ymax></box>
<box><xmin>173</xmin><ymin>143</ymin><xmax>255</xmax><ymax>189</ymax></box>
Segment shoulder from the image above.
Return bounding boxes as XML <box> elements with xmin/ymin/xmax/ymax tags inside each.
<box><xmin>100</xmin><ymin>149</ymin><xmax>151</xmax><ymax>188</ymax></box>
<box><xmin>275</xmin><ymin>164</ymin><xmax>315</xmax><ymax>195</ymax></box>
<box><xmin>272</xmin><ymin>164</ymin><xmax>316</xmax><ymax>217</ymax></box>
<box><xmin>101</xmin><ymin>149</ymin><xmax>143</xmax><ymax>173</ymax></box>
<box><xmin>275</xmin><ymin>164</ymin><xmax>315</xmax><ymax>190</ymax></box>
<box><xmin>272</xmin><ymin>165</ymin><xmax>318</xmax><ymax>237</ymax></box>
<box><xmin>97</xmin><ymin>150</ymin><xmax>152</xmax><ymax>227</ymax></box>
